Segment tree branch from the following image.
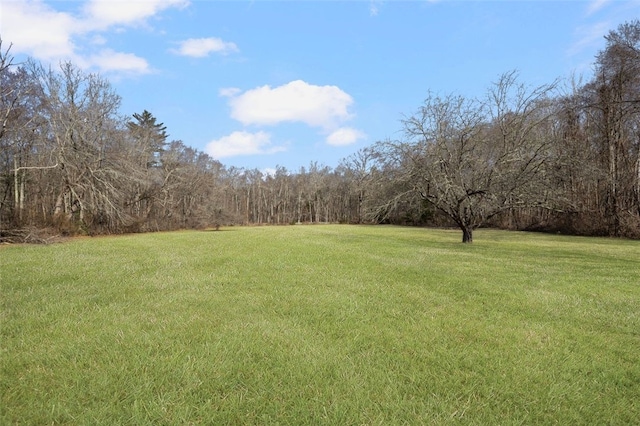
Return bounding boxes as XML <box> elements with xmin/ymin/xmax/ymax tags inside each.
<box><xmin>11</xmin><ymin>163</ymin><xmax>59</xmax><ymax>172</ymax></box>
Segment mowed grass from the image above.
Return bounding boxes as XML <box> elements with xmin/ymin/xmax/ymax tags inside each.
<box><xmin>1</xmin><ymin>225</ymin><xmax>639</xmax><ymax>425</ymax></box>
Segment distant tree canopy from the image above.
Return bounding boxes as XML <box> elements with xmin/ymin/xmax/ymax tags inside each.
<box><xmin>127</xmin><ymin>110</ymin><xmax>168</xmax><ymax>169</ymax></box>
<box><xmin>1</xmin><ymin>21</ymin><xmax>639</xmax><ymax>242</ymax></box>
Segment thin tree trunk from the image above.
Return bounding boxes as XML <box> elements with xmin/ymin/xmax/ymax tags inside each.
<box><xmin>636</xmin><ymin>153</ymin><xmax>640</xmax><ymax>215</ymax></box>
<box><xmin>13</xmin><ymin>158</ymin><xmax>19</xmax><ymax>221</ymax></box>
<box><xmin>19</xmin><ymin>175</ymin><xmax>24</xmax><ymax>220</ymax></box>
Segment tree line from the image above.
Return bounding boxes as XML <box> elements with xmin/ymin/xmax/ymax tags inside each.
<box><xmin>1</xmin><ymin>21</ymin><xmax>639</xmax><ymax>243</ymax></box>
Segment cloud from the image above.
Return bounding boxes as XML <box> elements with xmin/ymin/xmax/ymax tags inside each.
<box><xmin>221</xmin><ymin>80</ymin><xmax>365</xmax><ymax>150</ymax></box>
<box><xmin>369</xmin><ymin>1</ymin><xmax>380</xmax><ymax>16</ymax></box>
<box><xmin>84</xmin><ymin>49</ymin><xmax>151</xmax><ymax>74</ymax></box>
<box><xmin>225</xmin><ymin>80</ymin><xmax>355</xmax><ymax>129</ymax></box>
<box><xmin>586</xmin><ymin>0</ymin><xmax>611</xmax><ymax>15</ymax></box>
<box><xmin>82</xmin><ymin>0</ymin><xmax>189</xmax><ymax>30</ymax></box>
<box><xmin>205</xmin><ymin>131</ymin><xmax>286</xmax><ymax>159</ymax></box>
<box><xmin>568</xmin><ymin>21</ymin><xmax>611</xmax><ymax>56</ymax></box>
<box><xmin>219</xmin><ymin>87</ymin><xmax>242</xmax><ymax>97</ymax></box>
<box><xmin>1</xmin><ymin>0</ymin><xmax>188</xmax><ymax>75</ymax></box>
<box><xmin>1</xmin><ymin>0</ymin><xmax>77</xmax><ymax>61</ymax></box>
<box><xmin>172</xmin><ymin>37</ymin><xmax>239</xmax><ymax>57</ymax></box>
<box><xmin>262</xmin><ymin>168</ymin><xmax>278</xmax><ymax>178</ymax></box>
<box><xmin>326</xmin><ymin>127</ymin><xmax>366</xmax><ymax>146</ymax></box>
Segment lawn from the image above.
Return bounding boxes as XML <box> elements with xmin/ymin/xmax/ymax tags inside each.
<box><xmin>1</xmin><ymin>225</ymin><xmax>639</xmax><ymax>424</ymax></box>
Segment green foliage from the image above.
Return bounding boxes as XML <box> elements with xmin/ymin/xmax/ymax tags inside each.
<box><xmin>2</xmin><ymin>226</ymin><xmax>639</xmax><ymax>424</ymax></box>
<box><xmin>127</xmin><ymin>110</ymin><xmax>168</xmax><ymax>169</ymax></box>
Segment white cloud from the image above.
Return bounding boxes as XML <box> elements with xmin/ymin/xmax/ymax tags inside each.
<box><xmin>172</xmin><ymin>37</ymin><xmax>238</xmax><ymax>57</ymax></box>
<box><xmin>85</xmin><ymin>49</ymin><xmax>151</xmax><ymax>74</ymax></box>
<box><xmin>82</xmin><ymin>0</ymin><xmax>189</xmax><ymax>30</ymax></box>
<box><xmin>205</xmin><ymin>131</ymin><xmax>286</xmax><ymax>159</ymax></box>
<box><xmin>1</xmin><ymin>0</ymin><xmax>77</xmax><ymax>61</ymax></box>
<box><xmin>90</xmin><ymin>35</ymin><xmax>108</xmax><ymax>46</ymax></box>
<box><xmin>326</xmin><ymin>127</ymin><xmax>366</xmax><ymax>146</ymax></box>
<box><xmin>225</xmin><ymin>80</ymin><xmax>355</xmax><ymax>129</ymax></box>
<box><xmin>1</xmin><ymin>0</ymin><xmax>188</xmax><ymax>75</ymax></box>
<box><xmin>219</xmin><ymin>87</ymin><xmax>242</xmax><ymax>97</ymax></box>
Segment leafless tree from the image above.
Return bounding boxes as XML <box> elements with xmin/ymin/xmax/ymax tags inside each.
<box><xmin>4</xmin><ymin>22</ymin><xmax>640</xmax><ymax>241</ymax></box>
<box><xmin>28</xmin><ymin>61</ymin><xmax>130</xmax><ymax>232</ymax></box>
<box><xmin>401</xmin><ymin>72</ymin><xmax>558</xmax><ymax>242</ymax></box>
<box><xmin>582</xmin><ymin>20</ymin><xmax>640</xmax><ymax>236</ymax></box>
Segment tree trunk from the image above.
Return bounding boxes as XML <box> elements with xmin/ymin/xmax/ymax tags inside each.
<box><xmin>636</xmin><ymin>154</ymin><xmax>640</xmax><ymax>215</ymax></box>
<box><xmin>13</xmin><ymin>158</ymin><xmax>20</xmax><ymax>221</ymax></box>
<box><xmin>54</xmin><ymin>189</ymin><xmax>66</xmax><ymax>217</ymax></box>
<box><xmin>461</xmin><ymin>225</ymin><xmax>473</xmax><ymax>243</ymax></box>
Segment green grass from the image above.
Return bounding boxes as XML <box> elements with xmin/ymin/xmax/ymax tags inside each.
<box><xmin>1</xmin><ymin>225</ymin><xmax>639</xmax><ymax>424</ymax></box>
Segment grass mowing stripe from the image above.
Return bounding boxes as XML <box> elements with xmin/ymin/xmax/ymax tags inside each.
<box><xmin>1</xmin><ymin>225</ymin><xmax>639</xmax><ymax>424</ymax></box>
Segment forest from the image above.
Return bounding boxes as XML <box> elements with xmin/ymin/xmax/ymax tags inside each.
<box><xmin>1</xmin><ymin>21</ymin><xmax>639</xmax><ymax>243</ymax></box>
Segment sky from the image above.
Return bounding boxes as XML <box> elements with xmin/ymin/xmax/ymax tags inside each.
<box><xmin>2</xmin><ymin>0</ymin><xmax>639</xmax><ymax>173</ymax></box>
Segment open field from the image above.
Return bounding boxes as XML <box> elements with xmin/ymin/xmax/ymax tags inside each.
<box><xmin>1</xmin><ymin>225</ymin><xmax>639</xmax><ymax>424</ymax></box>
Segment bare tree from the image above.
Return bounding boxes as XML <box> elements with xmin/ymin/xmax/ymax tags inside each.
<box><xmin>401</xmin><ymin>72</ymin><xmax>558</xmax><ymax>242</ymax></box>
<box><xmin>583</xmin><ymin>20</ymin><xmax>640</xmax><ymax>236</ymax></box>
<box><xmin>0</xmin><ymin>38</ymin><xmax>15</xmax><ymax>142</ymax></box>
<box><xmin>339</xmin><ymin>147</ymin><xmax>379</xmax><ymax>223</ymax></box>
<box><xmin>29</xmin><ymin>61</ymin><xmax>129</xmax><ymax>232</ymax></box>
<box><xmin>1</xmin><ymin>48</ymin><xmax>53</xmax><ymax>228</ymax></box>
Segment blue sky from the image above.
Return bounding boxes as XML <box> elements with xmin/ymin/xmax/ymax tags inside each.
<box><xmin>2</xmin><ymin>0</ymin><xmax>639</xmax><ymax>172</ymax></box>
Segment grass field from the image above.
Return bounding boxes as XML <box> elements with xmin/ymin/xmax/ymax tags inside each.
<box><xmin>1</xmin><ymin>225</ymin><xmax>639</xmax><ymax>424</ymax></box>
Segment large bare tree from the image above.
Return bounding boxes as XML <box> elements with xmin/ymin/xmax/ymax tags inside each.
<box><xmin>401</xmin><ymin>72</ymin><xmax>558</xmax><ymax>242</ymax></box>
<box><xmin>29</xmin><ymin>61</ymin><xmax>129</xmax><ymax>231</ymax></box>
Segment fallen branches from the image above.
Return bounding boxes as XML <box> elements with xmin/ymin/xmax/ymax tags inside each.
<box><xmin>0</xmin><ymin>227</ymin><xmax>61</xmax><ymax>244</ymax></box>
